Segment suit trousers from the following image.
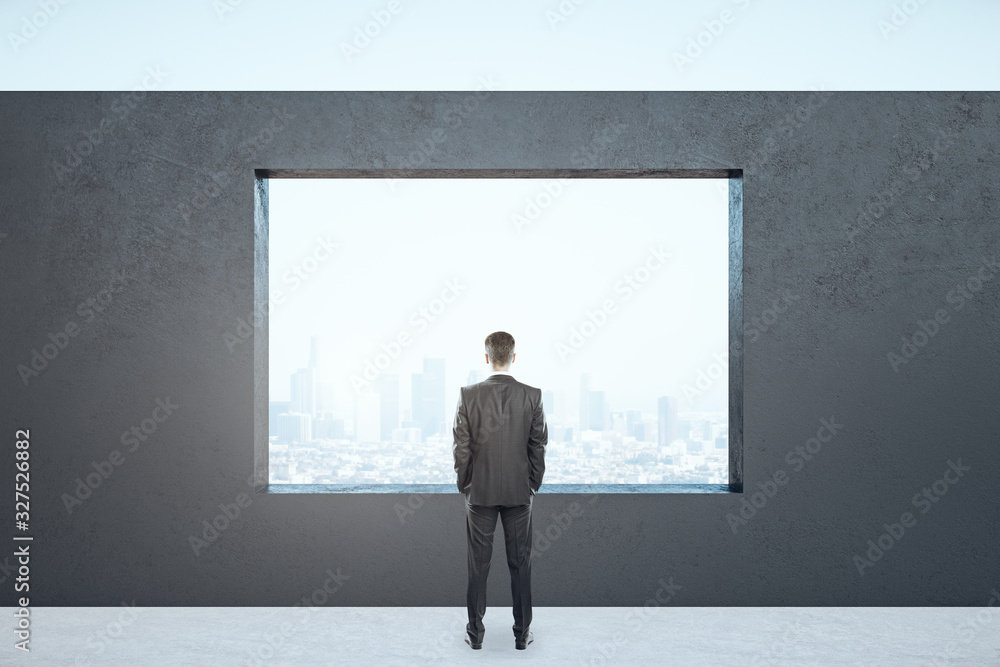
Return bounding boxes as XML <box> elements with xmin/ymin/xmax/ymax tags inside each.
<box><xmin>464</xmin><ymin>496</ymin><xmax>534</xmax><ymax>644</ymax></box>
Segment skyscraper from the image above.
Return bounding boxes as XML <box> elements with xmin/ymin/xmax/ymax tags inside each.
<box><xmin>411</xmin><ymin>373</ymin><xmax>423</xmax><ymax>436</ymax></box>
<box><xmin>543</xmin><ymin>390</ymin><xmax>554</xmax><ymax>420</ymax></box>
<box><xmin>289</xmin><ymin>335</ymin><xmax>322</xmax><ymax>417</ymax></box>
<box><xmin>277</xmin><ymin>412</ymin><xmax>311</xmax><ymax>444</ymax></box>
<box><xmin>313</xmin><ymin>415</ymin><xmax>345</xmax><ymax>440</ymax></box>
<box><xmin>632</xmin><ymin>423</ymin><xmax>646</xmax><ymax>441</ymax></box>
<box><xmin>589</xmin><ymin>390</ymin><xmax>607</xmax><ymax>431</ymax></box>
<box><xmin>658</xmin><ymin>396</ymin><xmax>678</xmax><ymax>446</ymax></box>
<box><xmin>625</xmin><ymin>409</ymin><xmax>642</xmax><ymax>439</ymax></box>
<box><xmin>290</xmin><ymin>368</ymin><xmax>316</xmax><ymax>417</ymax></box>
<box><xmin>699</xmin><ymin>420</ymin><xmax>713</xmax><ymax>441</ymax></box>
<box><xmin>413</xmin><ymin>358</ymin><xmax>446</xmax><ymax>439</ymax></box>
<box><xmin>610</xmin><ymin>410</ymin><xmax>627</xmax><ymax>436</ymax></box>
<box><xmin>421</xmin><ymin>358</ymin><xmax>446</xmax><ymax>438</ymax></box>
<box><xmin>579</xmin><ymin>374</ymin><xmax>592</xmax><ymax>432</ymax></box>
<box><xmin>269</xmin><ymin>401</ymin><xmax>291</xmax><ymax>437</ymax></box>
<box><xmin>374</xmin><ymin>373</ymin><xmax>399</xmax><ymax>442</ymax></box>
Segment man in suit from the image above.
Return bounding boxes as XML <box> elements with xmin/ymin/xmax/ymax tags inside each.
<box><xmin>453</xmin><ymin>331</ymin><xmax>548</xmax><ymax>651</ymax></box>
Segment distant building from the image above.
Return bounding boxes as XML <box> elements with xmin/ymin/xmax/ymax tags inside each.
<box><xmin>579</xmin><ymin>374</ymin><xmax>592</xmax><ymax>433</ymax></box>
<box><xmin>313</xmin><ymin>414</ymin><xmax>345</xmax><ymax>439</ymax></box>
<box><xmin>589</xmin><ymin>390</ymin><xmax>607</xmax><ymax>431</ymax></box>
<box><xmin>543</xmin><ymin>390</ymin><xmax>555</xmax><ymax>419</ymax></box>
<box><xmin>272</xmin><ymin>461</ymin><xmax>297</xmax><ymax>481</ymax></box>
<box><xmin>413</xmin><ymin>358</ymin><xmax>445</xmax><ymax>438</ymax></box>
<box><xmin>269</xmin><ymin>401</ymin><xmax>290</xmax><ymax>437</ymax></box>
<box><xmin>610</xmin><ymin>410</ymin><xmax>628</xmax><ymax>436</ymax></box>
<box><xmin>392</xmin><ymin>427</ymin><xmax>422</xmax><ymax>444</ymax></box>
<box><xmin>657</xmin><ymin>396</ymin><xmax>678</xmax><ymax>446</ymax></box>
<box><xmin>625</xmin><ymin>410</ymin><xmax>642</xmax><ymax>435</ymax></box>
<box><xmin>374</xmin><ymin>373</ymin><xmax>399</xmax><ymax>442</ymax></box>
<box><xmin>632</xmin><ymin>423</ymin><xmax>646</xmax><ymax>442</ymax></box>
<box><xmin>698</xmin><ymin>420</ymin><xmax>713</xmax><ymax>441</ymax></box>
<box><xmin>290</xmin><ymin>336</ymin><xmax>322</xmax><ymax>417</ymax></box>
<box><xmin>277</xmin><ymin>412</ymin><xmax>311</xmax><ymax>444</ymax></box>
<box><xmin>290</xmin><ymin>368</ymin><xmax>316</xmax><ymax>417</ymax></box>
<box><xmin>550</xmin><ymin>425</ymin><xmax>571</xmax><ymax>442</ymax></box>
<box><xmin>410</xmin><ymin>374</ymin><xmax>422</xmax><ymax>434</ymax></box>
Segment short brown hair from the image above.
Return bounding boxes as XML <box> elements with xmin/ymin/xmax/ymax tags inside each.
<box><xmin>485</xmin><ymin>331</ymin><xmax>515</xmax><ymax>367</ymax></box>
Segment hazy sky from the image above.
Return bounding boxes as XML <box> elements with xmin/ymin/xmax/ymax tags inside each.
<box><xmin>2</xmin><ymin>1</ymin><xmax>997</xmax><ymax>90</ymax></box>
<box><xmin>269</xmin><ymin>177</ymin><xmax>730</xmax><ymax>419</ymax></box>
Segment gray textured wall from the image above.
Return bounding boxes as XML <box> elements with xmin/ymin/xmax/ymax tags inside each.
<box><xmin>1</xmin><ymin>92</ymin><xmax>998</xmax><ymax>606</ymax></box>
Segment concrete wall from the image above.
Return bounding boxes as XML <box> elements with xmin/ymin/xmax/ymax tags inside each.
<box><xmin>1</xmin><ymin>92</ymin><xmax>998</xmax><ymax>606</ymax></box>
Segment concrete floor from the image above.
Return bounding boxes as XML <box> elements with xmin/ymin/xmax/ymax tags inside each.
<box><xmin>4</xmin><ymin>606</ymin><xmax>999</xmax><ymax>666</ymax></box>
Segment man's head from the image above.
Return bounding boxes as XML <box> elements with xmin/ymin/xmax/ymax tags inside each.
<box><xmin>484</xmin><ymin>331</ymin><xmax>516</xmax><ymax>371</ymax></box>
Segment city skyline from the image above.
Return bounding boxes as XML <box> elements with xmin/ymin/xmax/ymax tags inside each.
<box><xmin>267</xmin><ymin>177</ymin><xmax>730</xmax><ymax>417</ymax></box>
<box><xmin>270</xmin><ymin>345</ymin><xmax>728</xmax><ymax>486</ymax></box>
<box><xmin>274</xmin><ymin>339</ymin><xmax>722</xmax><ymax>437</ymax></box>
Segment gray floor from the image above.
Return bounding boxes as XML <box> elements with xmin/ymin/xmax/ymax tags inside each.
<box><xmin>4</xmin><ymin>606</ymin><xmax>1000</xmax><ymax>666</ymax></box>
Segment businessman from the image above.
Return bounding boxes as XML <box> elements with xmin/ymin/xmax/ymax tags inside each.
<box><xmin>453</xmin><ymin>331</ymin><xmax>548</xmax><ymax>651</ymax></box>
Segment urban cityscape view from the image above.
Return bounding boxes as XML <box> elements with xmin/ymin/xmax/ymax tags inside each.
<box><xmin>269</xmin><ymin>337</ymin><xmax>728</xmax><ymax>486</ymax></box>
<box><xmin>267</xmin><ymin>178</ymin><xmax>729</xmax><ymax>487</ymax></box>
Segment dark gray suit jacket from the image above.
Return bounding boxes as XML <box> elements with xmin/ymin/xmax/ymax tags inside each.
<box><xmin>452</xmin><ymin>373</ymin><xmax>547</xmax><ymax>506</ymax></box>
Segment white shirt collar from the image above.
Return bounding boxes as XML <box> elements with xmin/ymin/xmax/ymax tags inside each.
<box><xmin>488</xmin><ymin>369</ymin><xmax>513</xmax><ymax>377</ymax></box>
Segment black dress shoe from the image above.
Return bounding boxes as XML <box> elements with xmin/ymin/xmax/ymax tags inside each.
<box><xmin>465</xmin><ymin>635</ymin><xmax>482</xmax><ymax>650</ymax></box>
<box><xmin>515</xmin><ymin>630</ymin><xmax>534</xmax><ymax>650</ymax></box>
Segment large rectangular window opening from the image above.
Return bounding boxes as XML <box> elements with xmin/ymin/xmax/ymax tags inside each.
<box><xmin>254</xmin><ymin>169</ymin><xmax>743</xmax><ymax>494</ymax></box>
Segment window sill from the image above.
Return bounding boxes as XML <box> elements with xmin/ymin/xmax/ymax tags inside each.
<box><xmin>260</xmin><ymin>483</ymin><xmax>737</xmax><ymax>494</ymax></box>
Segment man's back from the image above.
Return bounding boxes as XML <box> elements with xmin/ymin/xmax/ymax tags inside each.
<box><xmin>453</xmin><ymin>374</ymin><xmax>547</xmax><ymax>506</ymax></box>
